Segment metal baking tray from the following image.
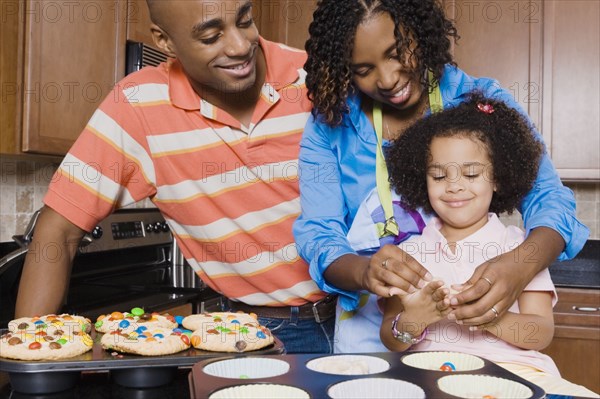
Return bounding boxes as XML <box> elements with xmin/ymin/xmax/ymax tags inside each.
<box><xmin>189</xmin><ymin>352</ymin><xmax>547</xmax><ymax>399</ymax></box>
<box><xmin>0</xmin><ymin>330</ymin><xmax>284</xmax><ymax>394</ymax></box>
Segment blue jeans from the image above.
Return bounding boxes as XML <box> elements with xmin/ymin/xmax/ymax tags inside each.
<box><xmin>258</xmin><ymin>309</ymin><xmax>335</xmax><ymax>354</ymax></box>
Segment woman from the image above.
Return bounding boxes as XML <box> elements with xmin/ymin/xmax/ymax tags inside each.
<box><xmin>293</xmin><ymin>0</ymin><xmax>588</xmax><ymax>353</ymax></box>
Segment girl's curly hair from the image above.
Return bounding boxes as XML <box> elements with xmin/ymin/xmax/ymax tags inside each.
<box><xmin>387</xmin><ymin>92</ymin><xmax>544</xmax><ymax>215</ymax></box>
<box><xmin>305</xmin><ymin>0</ymin><xmax>458</xmax><ymax>126</ymax></box>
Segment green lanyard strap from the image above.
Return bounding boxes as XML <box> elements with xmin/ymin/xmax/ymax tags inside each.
<box><xmin>374</xmin><ymin>71</ymin><xmax>443</xmax><ymax>239</ymax></box>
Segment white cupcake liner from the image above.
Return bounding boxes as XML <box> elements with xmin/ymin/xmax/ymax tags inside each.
<box><xmin>438</xmin><ymin>374</ymin><xmax>533</xmax><ymax>398</ymax></box>
<box><xmin>402</xmin><ymin>351</ymin><xmax>485</xmax><ymax>371</ymax></box>
<box><xmin>328</xmin><ymin>378</ymin><xmax>425</xmax><ymax>399</ymax></box>
<box><xmin>306</xmin><ymin>355</ymin><xmax>390</xmax><ymax>375</ymax></box>
<box><xmin>208</xmin><ymin>384</ymin><xmax>309</xmax><ymax>399</ymax></box>
<box><xmin>203</xmin><ymin>357</ymin><xmax>290</xmax><ymax>379</ymax></box>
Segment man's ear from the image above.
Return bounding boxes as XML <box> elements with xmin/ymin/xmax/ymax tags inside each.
<box><xmin>150</xmin><ymin>24</ymin><xmax>176</xmax><ymax>58</ymax></box>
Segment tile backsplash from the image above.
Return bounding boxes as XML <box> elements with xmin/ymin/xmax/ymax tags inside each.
<box><xmin>1</xmin><ymin>158</ymin><xmax>599</xmax><ymax>242</ymax></box>
<box><xmin>0</xmin><ymin>158</ymin><xmax>153</xmax><ymax>242</ymax></box>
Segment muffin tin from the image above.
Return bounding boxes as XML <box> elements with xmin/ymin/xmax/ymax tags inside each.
<box><xmin>0</xmin><ymin>329</ymin><xmax>284</xmax><ymax>394</ymax></box>
<box><xmin>189</xmin><ymin>351</ymin><xmax>546</xmax><ymax>398</ymax></box>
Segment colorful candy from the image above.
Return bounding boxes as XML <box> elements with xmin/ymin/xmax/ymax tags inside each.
<box><xmin>110</xmin><ymin>312</ymin><xmax>124</xmax><ymax>320</ymax></box>
<box><xmin>131</xmin><ymin>307</ymin><xmax>144</xmax><ymax>316</ymax></box>
<box><xmin>49</xmin><ymin>342</ymin><xmax>62</xmax><ymax>350</ymax></box>
<box><xmin>28</xmin><ymin>342</ymin><xmax>42</xmax><ymax>350</ymax></box>
<box><xmin>440</xmin><ymin>362</ymin><xmax>456</xmax><ymax>372</ymax></box>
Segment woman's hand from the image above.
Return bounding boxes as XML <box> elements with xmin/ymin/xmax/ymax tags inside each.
<box><xmin>364</xmin><ymin>244</ymin><xmax>432</xmax><ymax>298</ymax></box>
<box><xmin>447</xmin><ymin>227</ymin><xmax>564</xmax><ymax>326</ymax></box>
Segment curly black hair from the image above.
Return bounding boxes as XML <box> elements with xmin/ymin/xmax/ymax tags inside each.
<box><xmin>387</xmin><ymin>92</ymin><xmax>543</xmax><ymax>215</ymax></box>
<box><xmin>305</xmin><ymin>0</ymin><xmax>458</xmax><ymax>126</ymax></box>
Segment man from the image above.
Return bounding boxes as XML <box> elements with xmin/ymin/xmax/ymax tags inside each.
<box><xmin>15</xmin><ymin>0</ymin><xmax>335</xmax><ymax>353</ymax></box>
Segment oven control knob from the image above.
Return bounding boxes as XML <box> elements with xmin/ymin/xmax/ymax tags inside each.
<box><xmin>160</xmin><ymin>222</ymin><xmax>170</xmax><ymax>232</ymax></box>
<box><xmin>153</xmin><ymin>222</ymin><xmax>163</xmax><ymax>232</ymax></box>
<box><xmin>91</xmin><ymin>226</ymin><xmax>103</xmax><ymax>239</ymax></box>
<box><xmin>145</xmin><ymin>223</ymin><xmax>154</xmax><ymax>233</ymax></box>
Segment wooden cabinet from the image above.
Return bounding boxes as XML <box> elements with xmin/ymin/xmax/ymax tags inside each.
<box><xmin>539</xmin><ymin>1</ymin><xmax>599</xmax><ymax>181</ymax></box>
<box><xmin>541</xmin><ymin>287</ymin><xmax>600</xmax><ymax>393</ymax></box>
<box><xmin>448</xmin><ymin>0</ymin><xmax>599</xmax><ymax>181</ymax></box>
<box><xmin>1</xmin><ymin>0</ymin><xmax>130</xmax><ymax>156</ymax></box>
<box><xmin>0</xmin><ymin>0</ymin><xmax>315</xmax><ymax>157</ymax></box>
<box><xmin>126</xmin><ymin>0</ymin><xmax>154</xmax><ymax>46</ymax></box>
<box><xmin>255</xmin><ymin>0</ymin><xmax>317</xmax><ymax>50</ymax></box>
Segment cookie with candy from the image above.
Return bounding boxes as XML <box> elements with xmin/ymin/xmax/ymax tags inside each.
<box><xmin>0</xmin><ymin>314</ymin><xmax>93</xmax><ymax>360</ymax></box>
<box><xmin>94</xmin><ymin>308</ymin><xmax>177</xmax><ymax>333</ymax></box>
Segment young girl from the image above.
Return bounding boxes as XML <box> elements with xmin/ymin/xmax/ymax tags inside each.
<box><xmin>380</xmin><ymin>93</ymin><xmax>598</xmax><ymax>397</ymax></box>
<box><xmin>294</xmin><ymin>0</ymin><xmax>588</xmax><ymax>352</ymax></box>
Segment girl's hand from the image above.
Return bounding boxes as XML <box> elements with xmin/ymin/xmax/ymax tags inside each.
<box><xmin>391</xmin><ymin>280</ymin><xmax>451</xmax><ymax>326</ymax></box>
<box><xmin>364</xmin><ymin>244</ymin><xmax>432</xmax><ymax>298</ymax></box>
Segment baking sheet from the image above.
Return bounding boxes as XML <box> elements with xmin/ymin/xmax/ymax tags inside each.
<box><xmin>189</xmin><ymin>352</ymin><xmax>547</xmax><ymax>399</ymax></box>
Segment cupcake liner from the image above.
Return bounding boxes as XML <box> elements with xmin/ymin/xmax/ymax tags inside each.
<box><xmin>402</xmin><ymin>351</ymin><xmax>485</xmax><ymax>372</ymax></box>
<box><xmin>328</xmin><ymin>377</ymin><xmax>425</xmax><ymax>399</ymax></box>
<box><xmin>437</xmin><ymin>374</ymin><xmax>534</xmax><ymax>398</ymax></box>
<box><xmin>306</xmin><ymin>355</ymin><xmax>390</xmax><ymax>375</ymax></box>
<box><xmin>203</xmin><ymin>357</ymin><xmax>290</xmax><ymax>379</ymax></box>
<box><xmin>208</xmin><ymin>384</ymin><xmax>309</xmax><ymax>399</ymax></box>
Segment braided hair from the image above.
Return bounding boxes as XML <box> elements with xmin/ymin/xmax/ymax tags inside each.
<box><xmin>305</xmin><ymin>0</ymin><xmax>458</xmax><ymax>126</ymax></box>
<box><xmin>387</xmin><ymin>92</ymin><xmax>544</xmax><ymax>215</ymax></box>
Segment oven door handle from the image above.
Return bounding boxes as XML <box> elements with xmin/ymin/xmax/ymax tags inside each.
<box><xmin>0</xmin><ymin>247</ymin><xmax>28</xmax><ymax>276</ymax></box>
<box><xmin>81</xmin><ymin>281</ymin><xmax>203</xmax><ymax>294</ymax></box>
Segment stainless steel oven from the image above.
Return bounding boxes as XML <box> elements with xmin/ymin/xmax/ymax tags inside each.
<box><xmin>0</xmin><ymin>208</ymin><xmax>221</xmax><ymax>328</ymax></box>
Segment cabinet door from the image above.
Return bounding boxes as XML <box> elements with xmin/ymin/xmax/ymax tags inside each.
<box><xmin>126</xmin><ymin>0</ymin><xmax>154</xmax><ymax>47</ymax></box>
<box><xmin>255</xmin><ymin>0</ymin><xmax>317</xmax><ymax>49</ymax></box>
<box><xmin>541</xmin><ymin>288</ymin><xmax>600</xmax><ymax>393</ymax></box>
<box><xmin>448</xmin><ymin>0</ymin><xmax>543</xmax><ymax>131</ymax></box>
<box><xmin>448</xmin><ymin>0</ymin><xmax>599</xmax><ymax>181</ymax></box>
<box><xmin>21</xmin><ymin>0</ymin><xmax>127</xmax><ymax>155</ymax></box>
<box><xmin>540</xmin><ymin>1</ymin><xmax>600</xmax><ymax>181</ymax></box>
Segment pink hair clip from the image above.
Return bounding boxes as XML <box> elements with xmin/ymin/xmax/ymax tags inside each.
<box><xmin>477</xmin><ymin>103</ymin><xmax>495</xmax><ymax>114</ymax></box>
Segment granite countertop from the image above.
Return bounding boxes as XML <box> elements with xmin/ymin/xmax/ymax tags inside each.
<box><xmin>549</xmin><ymin>240</ymin><xmax>599</xmax><ymax>289</ymax></box>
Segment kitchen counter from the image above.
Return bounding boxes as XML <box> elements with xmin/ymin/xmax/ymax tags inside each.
<box><xmin>550</xmin><ymin>240</ymin><xmax>599</xmax><ymax>289</ymax></box>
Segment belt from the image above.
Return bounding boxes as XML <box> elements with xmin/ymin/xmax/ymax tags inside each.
<box><xmin>227</xmin><ymin>295</ymin><xmax>337</xmax><ymax>323</ymax></box>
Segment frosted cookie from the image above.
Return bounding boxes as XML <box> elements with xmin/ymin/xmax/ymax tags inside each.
<box><xmin>190</xmin><ymin>323</ymin><xmax>274</xmax><ymax>352</ymax></box>
<box><xmin>182</xmin><ymin>312</ymin><xmax>259</xmax><ymax>332</ymax></box>
<box><xmin>94</xmin><ymin>308</ymin><xmax>177</xmax><ymax>333</ymax></box>
<box><xmin>0</xmin><ymin>314</ymin><xmax>94</xmax><ymax>360</ymax></box>
<box><xmin>100</xmin><ymin>326</ymin><xmax>191</xmax><ymax>356</ymax></box>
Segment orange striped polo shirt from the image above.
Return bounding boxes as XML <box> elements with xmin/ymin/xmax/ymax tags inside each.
<box><xmin>44</xmin><ymin>38</ymin><xmax>325</xmax><ymax>306</ymax></box>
